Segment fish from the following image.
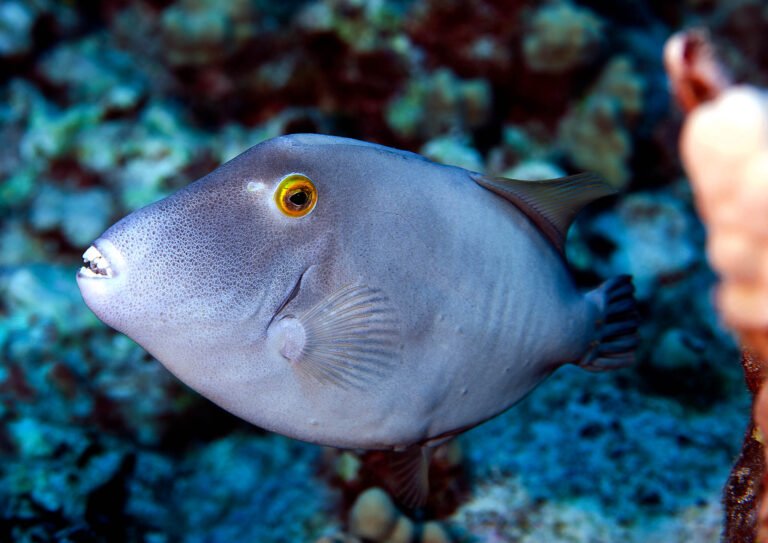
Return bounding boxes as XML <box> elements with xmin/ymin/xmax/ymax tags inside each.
<box><xmin>76</xmin><ymin>133</ymin><xmax>638</xmax><ymax>506</ymax></box>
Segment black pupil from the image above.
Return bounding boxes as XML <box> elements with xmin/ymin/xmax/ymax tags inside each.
<box><xmin>288</xmin><ymin>190</ymin><xmax>309</xmax><ymax>207</ymax></box>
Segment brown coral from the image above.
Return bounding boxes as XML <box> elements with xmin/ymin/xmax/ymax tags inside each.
<box><xmin>406</xmin><ymin>0</ymin><xmax>522</xmax><ymax>82</ymax></box>
<box><xmin>110</xmin><ymin>0</ymin><xmax>409</xmax><ymax>137</ymax></box>
<box><xmin>723</xmin><ymin>350</ymin><xmax>767</xmax><ymax>542</ymax></box>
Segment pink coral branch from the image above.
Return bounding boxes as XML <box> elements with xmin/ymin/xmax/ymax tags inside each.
<box><xmin>664</xmin><ymin>29</ymin><xmax>733</xmax><ymax>113</ymax></box>
<box><xmin>666</xmin><ymin>28</ymin><xmax>768</xmax><ymax>543</ymax></box>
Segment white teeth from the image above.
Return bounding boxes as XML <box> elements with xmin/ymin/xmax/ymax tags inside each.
<box><xmin>83</xmin><ymin>245</ymin><xmax>101</xmax><ymax>262</ymax></box>
<box><xmin>80</xmin><ymin>245</ymin><xmax>113</xmax><ymax>278</ymax></box>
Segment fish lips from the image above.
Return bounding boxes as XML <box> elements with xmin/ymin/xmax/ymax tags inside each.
<box><xmin>79</xmin><ymin>240</ymin><xmax>117</xmax><ymax>280</ymax></box>
<box><xmin>76</xmin><ymin>238</ymin><xmax>127</xmax><ymax>319</ymax></box>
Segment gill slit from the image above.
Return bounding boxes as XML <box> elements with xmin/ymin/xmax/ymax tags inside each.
<box><xmin>267</xmin><ymin>266</ymin><xmax>310</xmax><ymax>328</ymax></box>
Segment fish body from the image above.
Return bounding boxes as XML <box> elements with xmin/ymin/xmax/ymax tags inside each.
<box><xmin>77</xmin><ymin>134</ymin><xmax>636</xmax><ymax>501</ymax></box>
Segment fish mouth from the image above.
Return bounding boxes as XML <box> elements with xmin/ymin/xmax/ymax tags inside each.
<box><xmin>78</xmin><ymin>243</ymin><xmax>115</xmax><ymax>279</ymax></box>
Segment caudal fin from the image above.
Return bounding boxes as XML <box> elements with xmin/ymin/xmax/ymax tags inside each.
<box><xmin>579</xmin><ymin>275</ymin><xmax>638</xmax><ymax>371</ymax></box>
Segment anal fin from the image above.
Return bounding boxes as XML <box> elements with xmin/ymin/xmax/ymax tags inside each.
<box><xmin>385</xmin><ymin>445</ymin><xmax>431</xmax><ymax>509</ymax></box>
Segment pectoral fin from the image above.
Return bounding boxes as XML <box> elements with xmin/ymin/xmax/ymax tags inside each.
<box><xmin>275</xmin><ymin>284</ymin><xmax>401</xmax><ymax>389</ymax></box>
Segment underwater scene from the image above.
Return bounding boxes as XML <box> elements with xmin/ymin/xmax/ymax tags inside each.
<box><xmin>3</xmin><ymin>0</ymin><xmax>768</xmax><ymax>541</ymax></box>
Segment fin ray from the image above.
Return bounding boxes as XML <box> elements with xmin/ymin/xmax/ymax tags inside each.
<box><xmin>580</xmin><ymin>275</ymin><xmax>639</xmax><ymax>371</ymax></box>
<box><xmin>472</xmin><ymin>172</ymin><xmax>616</xmax><ymax>254</ymax></box>
<box><xmin>386</xmin><ymin>446</ymin><xmax>431</xmax><ymax>509</ymax></box>
<box><xmin>295</xmin><ymin>285</ymin><xmax>400</xmax><ymax>389</ymax></box>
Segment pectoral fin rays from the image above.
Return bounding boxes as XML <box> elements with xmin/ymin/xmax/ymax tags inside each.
<box><xmin>285</xmin><ymin>284</ymin><xmax>401</xmax><ymax>389</ymax></box>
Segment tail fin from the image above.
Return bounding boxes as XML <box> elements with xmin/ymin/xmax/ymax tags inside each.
<box><xmin>579</xmin><ymin>275</ymin><xmax>639</xmax><ymax>371</ymax></box>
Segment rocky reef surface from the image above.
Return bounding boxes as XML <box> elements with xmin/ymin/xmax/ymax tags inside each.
<box><xmin>0</xmin><ymin>1</ymin><xmax>762</xmax><ymax>541</ymax></box>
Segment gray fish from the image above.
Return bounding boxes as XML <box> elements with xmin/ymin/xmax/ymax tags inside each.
<box><xmin>77</xmin><ymin>134</ymin><xmax>637</xmax><ymax>505</ymax></box>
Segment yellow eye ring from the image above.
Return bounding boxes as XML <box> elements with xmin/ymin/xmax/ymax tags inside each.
<box><xmin>275</xmin><ymin>174</ymin><xmax>317</xmax><ymax>218</ymax></box>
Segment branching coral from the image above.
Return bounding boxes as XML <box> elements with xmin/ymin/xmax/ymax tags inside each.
<box><xmin>666</xmin><ymin>29</ymin><xmax>768</xmax><ymax>542</ymax></box>
<box><xmin>386</xmin><ymin>68</ymin><xmax>491</xmax><ymax>142</ymax></box>
<box><xmin>0</xmin><ymin>0</ymin><xmax>79</xmax><ymax>62</ymax></box>
<box><xmin>557</xmin><ymin>56</ymin><xmax>645</xmax><ymax>188</ymax></box>
<box><xmin>580</xmin><ymin>191</ymin><xmax>699</xmax><ymax>299</ymax></box>
<box><xmin>406</xmin><ymin>0</ymin><xmax>522</xmax><ymax>82</ymax></box>
<box><xmin>668</xmin><ymin>31</ymin><xmax>768</xmax><ymax>349</ymax></box>
<box><xmin>522</xmin><ymin>1</ymin><xmax>604</xmax><ymax>74</ymax></box>
<box><xmin>689</xmin><ymin>0</ymin><xmax>768</xmax><ymax>88</ymax></box>
<box><xmin>111</xmin><ymin>0</ymin><xmax>410</xmax><ymax>136</ymax></box>
<box><xmin>0</xmin><ymin>1</ymin><xmax>36</xmax><ymax>58</ymax></box>
<box><xmin>159</xmin><ymin>0</ymin><xmax>261</xmax><ymax>66</ymax></box>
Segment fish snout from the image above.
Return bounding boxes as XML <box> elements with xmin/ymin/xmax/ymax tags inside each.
<box><xmin>76</xmin><ymin>237</ymin><xmax>131</xmax><ymax>330</ymax></box>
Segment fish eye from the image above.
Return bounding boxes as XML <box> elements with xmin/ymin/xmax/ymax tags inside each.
<box><xmin>275</xmin><ymin>174</ymin><xmax>317</xmax><ymax>218</ymax></box>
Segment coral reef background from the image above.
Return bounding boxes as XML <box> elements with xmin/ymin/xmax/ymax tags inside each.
<box><xmin>0</xmin><ymin>0</ymin><xmax>763</xmax><ymax>541</ymax></box>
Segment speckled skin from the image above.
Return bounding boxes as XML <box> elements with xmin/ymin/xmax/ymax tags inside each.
<box><xmin>78</xmin><ymin>134</ymin><xmax>599</xmax><ymax>450</ymax></box>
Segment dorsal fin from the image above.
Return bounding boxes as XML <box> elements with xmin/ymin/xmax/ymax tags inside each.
<box><xmin>471</xmin><ymin>172</ymin><xmax>616</xmax><ymax>255</ymax></box>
